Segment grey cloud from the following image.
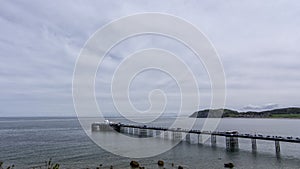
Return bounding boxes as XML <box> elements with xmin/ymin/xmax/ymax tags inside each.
<box><xmin>242</xmin><ymin>103</ymin><xmax>279</xmax><ymax>111</ymax></box>
<box><xmin>0</xmin><ymin>0</ymin><xmax>300</xmax><ymax>116</ymax></box>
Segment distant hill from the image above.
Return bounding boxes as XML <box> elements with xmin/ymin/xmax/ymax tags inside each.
<box><xmin>190</xmin><ymin>107</ymin><xmax>300</xmax><ymax>118</ymax></box>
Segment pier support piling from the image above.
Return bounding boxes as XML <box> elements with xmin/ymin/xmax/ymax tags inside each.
<box><xmin>91</xmin><ymin>124</ymin><xmax>100</xmax><ymax>131</ymax></box>
<box><xmin>251</xmin><ymin>138</ymin><xmax>257</xmax><ymax>152</ymax></box>
<box><xmin>186</xmin><ymin>134</ymin><xmax>191</xmax><ymax>144</ymax></box>
<box><xmin>129</xmin><ymin>128</ymin><xmax>133</xmax><ymax>134</ymax></box>
<box><xmin>226</xmin><ymin>136</ymin><xmax>239</xmax><ymax>151</ymax></box>
<box><xmin>148</xmin><ymin>129</ymin><xmax>153</xmax><ymax>137</ymax></box>
<box><xmin>155</xmin><ymin>130</ymin><xmax>161</xmax><ymax>137</ymax></box>
<box><xmin>139</xmin><ymin>128</ymin><xmax>147</xmax><ymax>137</ymax></box>
<box><xmin>119</xmin><ymin>126</ymin><xmax>123</xmax><ymax>133</ymax></box>
<box><xmin>172</xmin><ymin>131</ymin><xmax>182</xmax><ymax>141</ymax></box>
<box><xmin>163</xmin><ymin>131</ymin><xmax>169</xmax><ymax>139</ymax></box>
<box><xmin>133</xmin><ymin>128</ymin><xmax>138</xmax><ymax>135</ymax></box>
<box><xmin>198</xmin><ymin>134</ymin><xmax>204</xmax><ymax>144</ymax></box>
<box><xmin>211</xmin><ymin>135</ymin><xmax>217</xmax><ymax>147</ymax></box>
<box><xmin>275</xmin><ymin>140</ymin><xmax>280</xmax><ymax>155</ymax></box>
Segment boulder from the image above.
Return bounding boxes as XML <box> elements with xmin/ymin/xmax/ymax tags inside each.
<box><xmin>224</xmin><ymin>162</ymin><xmax>234</xmax><ymax>168</ymax></box>
<box><xmin>130</xmin><ymin>161</ymin><xmax>140</xmax><ymax>168</ymax></box>
<box><xmin>157</xmin><ymin>160</ymin><xmax>164</xmax><ymax>167</ymax></box>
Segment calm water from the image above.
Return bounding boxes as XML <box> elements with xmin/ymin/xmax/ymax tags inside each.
<box><xmin>0</xmin><ymin>117</ymin><xmax>300</xmax><ymax>169</ymax></box>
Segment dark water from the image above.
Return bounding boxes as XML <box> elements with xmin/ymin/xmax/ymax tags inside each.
<box><xmin>0</xmin><ymin>117</ymin><xmax>300</xmax><ymax>169</ymax></box>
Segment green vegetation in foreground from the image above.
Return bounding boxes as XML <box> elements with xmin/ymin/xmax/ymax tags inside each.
<box><xmin>0</xmin><ymin>159</ymin><xmax>59</xmax><ymax>169</ymax></box>
<box><xmin>0</xmin><ymin>161</ymin><xmax>14</xmax><ymax>169</ymax></box>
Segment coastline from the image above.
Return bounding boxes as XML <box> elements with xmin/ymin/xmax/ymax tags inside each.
<box><xmin>190</xmin><ymin>107</ymin><xmax>300</xmax><ymax>119</ymax></box>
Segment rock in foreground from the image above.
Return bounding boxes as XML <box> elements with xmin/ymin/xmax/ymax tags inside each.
<box><xmin>157</xmin><ymin>160</ymin><xmax>164</xmax><ymax>167</ymax></box>
<box><xmin>224</xmin><ymin>162</ymin><xmax>234</xmax><ymax>168</ymax></box>
<box><xmin>130</xmin><ymin>161</ymin><xmax>140</xmax><ymax>168</ymax></box>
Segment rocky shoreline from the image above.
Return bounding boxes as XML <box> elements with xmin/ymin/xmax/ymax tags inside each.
<box><xmin>0</xmin><ymin>159</ymin><xmax>235</xmax><ymax>169</ymax></box>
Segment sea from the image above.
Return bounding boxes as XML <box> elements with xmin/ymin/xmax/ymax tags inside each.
<box><xmin>0</xmin><ymin>117</ymin><xmax>300</xmax><ymax>169</ymax></box>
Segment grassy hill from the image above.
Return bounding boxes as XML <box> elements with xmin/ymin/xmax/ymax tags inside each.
<box><xmin>190</xmin><ymin>107</ymin><xmax>300</xmax><ymax>118</ymax></box>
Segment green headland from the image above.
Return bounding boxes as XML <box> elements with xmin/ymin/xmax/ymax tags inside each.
<box><xmin>190</xmin><ymin>107</ymin><xmax>300</xmax><ymax>119</ymax></box>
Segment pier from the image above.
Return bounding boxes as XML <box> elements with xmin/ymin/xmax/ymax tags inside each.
<box><xmin>91</xmin><ymin>122</ymin><xmax>300</xmax><ymax>156</ymax></box>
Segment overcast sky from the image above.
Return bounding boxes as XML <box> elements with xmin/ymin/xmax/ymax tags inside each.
<box><xmin>0</xmin><ymin>0</ymin><xmax>299</xmax><ymax>116</ymax></box>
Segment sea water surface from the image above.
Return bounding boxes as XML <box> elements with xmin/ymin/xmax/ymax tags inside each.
<box><xmin>0</xmin><ymin>117</ymin><xmax>300</xmax><ymax>169</ymax></box>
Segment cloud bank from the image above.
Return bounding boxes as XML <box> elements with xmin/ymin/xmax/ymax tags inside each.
<box><xmin>0</xmin><ymin>0</ymin><xmax>299</xmax><ymax>116</ymax></box>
